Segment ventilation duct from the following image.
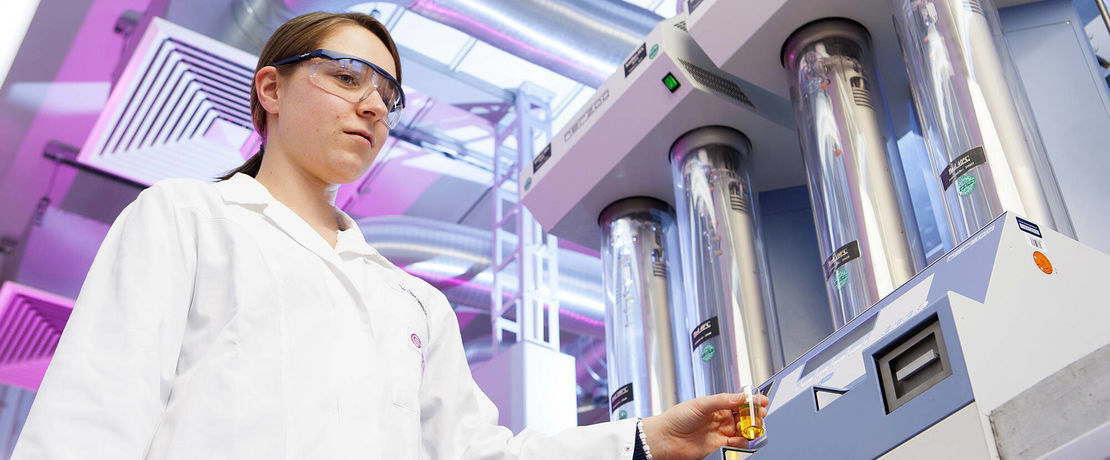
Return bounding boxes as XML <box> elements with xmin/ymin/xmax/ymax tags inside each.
<box><xmin>357</xmin><ymin>215</ymin><xmax>605</xmax><ymax>337</ymax></box>
<box><xmin>226</xmin><ymin>0</ymin><xmax>664</xmax><ymax>87</ymax></box>
<box><xmin>79</xmin><ymin>17</ymin><xmax>260</xmax><ymax>186</ymax></box>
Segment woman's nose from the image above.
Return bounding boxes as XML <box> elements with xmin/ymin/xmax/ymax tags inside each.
<box><xmin>358</xmin><ymin>88</ymin><xmax>388</xmax><ymax>120</ymax></box>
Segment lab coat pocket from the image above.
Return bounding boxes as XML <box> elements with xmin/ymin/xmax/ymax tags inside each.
<box><xmin>385</xmin><ymin>279</ymin><xmax>428</xmax><ymax>415</ymax></box>
<box><xmin>390</xmin><ymin>344</ymin><xmax>424</xmax><ymax>413</ymax></box>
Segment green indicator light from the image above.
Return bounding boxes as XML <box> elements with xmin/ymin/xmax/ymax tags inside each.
<box><xmin>662</xmin><ymin>73</ymin><xmax>681</xmax><ymax>92</ymax></box>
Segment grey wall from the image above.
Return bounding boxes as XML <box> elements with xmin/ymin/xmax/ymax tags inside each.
<box><xmin>758</xmin><ymin>186</ymin><xmax>833</xmax><ymax>366</ymax></box>
<box><xmin>1001</xmin><ymin>0</ymin><xmax>1110</xmax><ymax>255</ymax></box>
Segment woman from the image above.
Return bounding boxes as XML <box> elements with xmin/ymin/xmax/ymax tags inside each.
<box><xmin>13</xmin><ymin>12</ymin><xmax>766</xmax><ymax>460</ymax></box>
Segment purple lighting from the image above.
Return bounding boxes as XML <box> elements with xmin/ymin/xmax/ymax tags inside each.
<box><xmin>0</xmin><ymin>282</ymin><xmax>75</xmax><ymax>391</ymax></box>
<box><xmin>415</xmin><ymin>2</ymin><xmax>608</xmax><ymax>83</ymax></box>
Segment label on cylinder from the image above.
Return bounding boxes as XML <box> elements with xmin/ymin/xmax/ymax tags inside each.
<box><xmin>700</xmin><ymin>343</ymin><xmax>716</xmax><ymax>362</ymax></box>
<box><xmin>691</xmin><ymin>316</ymin><xmax>720</xmax><ymax>349</ymax></box>
<box><xmin>610</xmin><ymin>383</ymin><xmax>634</xmax><ymax>413</ymax></box>
<box><xmin>957</xmin><ymin>174</ymin><xmax>977</xmax><ymax>197</ymax></box>
<box><xmin>823</xmin><ymin>240</ymin><xmax>861</xmax><ymax>279</ymax></box>
<box><xmin>834</xmin><ymin>268</ymin><xmax>850</xmax><ymax>290</ymax></box>
<box><xmin>940</xmin><ymin>146</ymin><xmax>987</xmax><ymax>190</ymax></box>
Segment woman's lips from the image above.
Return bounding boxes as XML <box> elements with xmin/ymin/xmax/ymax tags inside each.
<box><xmin>345</xmin><ymin>131</ymin><xmax>373</xmax><ymax>147</ymax></box>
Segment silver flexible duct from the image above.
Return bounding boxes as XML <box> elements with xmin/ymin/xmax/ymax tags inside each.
<box><xmin>227</xmin><ymin>0</ymin><xmax>663</xmax><ymax>87</ymax></box>
<box><xmin>356</xmin><ymin>215</ymin><xmax>605</xmax><ymax>337</ymax></box>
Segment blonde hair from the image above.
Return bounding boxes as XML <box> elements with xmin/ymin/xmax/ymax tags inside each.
<box><xmin>219</xmin><ymin>12</ymin><xmax>401</xmax><ymax>180</ymax></box>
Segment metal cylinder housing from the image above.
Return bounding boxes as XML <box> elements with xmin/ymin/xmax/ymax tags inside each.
<box><xmin>668</xmin><ymin>126</ymin><xmax>781</xmax><ymax>396</ymax></box>
<box><xmin>782</xmin><ymin>18</ymin><xmax>925</xmax><ymax>329</ymax></box>
<box><xmin>599</xmin><ymin>197</ymin><xmax>693</xmax><ymax>421</ymax></box>
<box><xmin>890</xmin><ymin>0</ymin><xmax>1074</xmax><ymax>243</ymax></box>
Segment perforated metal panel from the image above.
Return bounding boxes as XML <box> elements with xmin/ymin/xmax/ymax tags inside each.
<box><xmin>676</xmin><ymin>57</ymin><xmax>754</xmax><ymax>108</ymax></box>
<box><xmin>0</xmin><ymin>282</ymin><xmax>75</xmax><ymax>391</ymax></box>
<box><xmin>77</xmin><ymin>18</ymin><xmax>260</xmax><ymax>185</ymax></box>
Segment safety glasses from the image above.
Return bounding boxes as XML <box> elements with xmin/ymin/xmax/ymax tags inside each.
<box><xmin>273</xmin><ymin>49</ymin><xmax>406</xmax><ymax>129</ymax></box>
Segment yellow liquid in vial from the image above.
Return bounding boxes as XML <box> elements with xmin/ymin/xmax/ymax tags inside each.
<box><xmin>739</xmin><ymin>415</ymin><xmax>763</xmax><ymax>440</ymax></box>
<box><xmin>738</xmin><ymin>405</ymin><xmax>764</xmax><ymax>440</ymax></box>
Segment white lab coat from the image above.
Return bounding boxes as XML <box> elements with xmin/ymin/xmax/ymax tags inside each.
<box><xmin>12</xmin><ymin>173</ymin><xmax>638</xmax><ymax>460</ymax></box>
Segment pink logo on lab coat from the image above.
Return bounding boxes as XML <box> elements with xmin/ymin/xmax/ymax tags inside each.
<box><xmin>411</xmin><ymin>333</ymin><xmax>422</xmax><ymax>349</ymax></box>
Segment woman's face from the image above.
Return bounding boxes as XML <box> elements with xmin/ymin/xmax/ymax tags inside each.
<box><xmin>268</xmin><ymin>24</ymin><xmax>398</xmax><ymax>185</ymax></box>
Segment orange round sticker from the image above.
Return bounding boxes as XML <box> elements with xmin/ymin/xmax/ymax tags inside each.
<box><xmin>1033</xmin><ymin>251</ymin><xmax>1053</xmax><ymax>274</ymax></box>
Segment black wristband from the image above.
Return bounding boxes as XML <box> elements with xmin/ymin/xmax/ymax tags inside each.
<box><xmin>633</xmin><ymin>424</ymin><xmax>648</xmax><ymax>460</ymax></box>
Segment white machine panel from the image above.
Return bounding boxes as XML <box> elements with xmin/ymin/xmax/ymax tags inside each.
<box><xmin>520</xmin><ymin>16</ymin><xmax>803</xmax><ymax>250</ymax></box>
<box><xmin>710</xmin><ymin>213</ymin><xmax>1110</xmax><ymax>459</ymax></box>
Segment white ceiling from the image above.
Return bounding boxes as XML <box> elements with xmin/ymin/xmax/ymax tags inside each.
<box><xmin>0</xmin><ymin>0</ymin><xmax>677</xmax><ymax>249</ymax></box>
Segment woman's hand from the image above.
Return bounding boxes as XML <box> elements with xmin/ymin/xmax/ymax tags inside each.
<box><xmin>640</xmin><ymin>392</ymin><xmax>769</xmax><ymax>460</ymax></box>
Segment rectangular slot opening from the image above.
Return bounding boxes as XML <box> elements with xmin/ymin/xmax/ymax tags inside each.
<box><xmin>875</xmin><ymin>315</ymin><xmax>952</xmax><ymax>413</ymax></box>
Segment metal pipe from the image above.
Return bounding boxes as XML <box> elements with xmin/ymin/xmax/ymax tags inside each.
<box><xmin>599</xmin><ymin>197</ymin><xmax>693</xmax><ymax>420</ymax></box>
<box><xmin>669</xmin><ymin>126</ymin><xmax>780</xmax><ymax>396</ymax></box>
<box><xmin>356</xmin><ymin>215</ymin><xmax>605</xmax><ymax>337</ymax></box>
<box><xmin>226</xmin><ymin>0</ymin><xmax>663</xmax><ymax>87</ymax></box>
<box><xmin>781</xmin><ymin>19</ymin><xmax>925</xmax><ymax>329</ymax></box>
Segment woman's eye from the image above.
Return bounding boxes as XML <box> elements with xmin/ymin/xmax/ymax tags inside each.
<box><xmin>334</xmin><ymin>73</ymin><xmax>359</xmax><ymax>86</ymax></box>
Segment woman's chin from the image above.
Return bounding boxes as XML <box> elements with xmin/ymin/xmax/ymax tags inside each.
<box><xmin>324</xmin><ymin>166</ymin><xmax>369</xmax><ymax>186</ymax></box>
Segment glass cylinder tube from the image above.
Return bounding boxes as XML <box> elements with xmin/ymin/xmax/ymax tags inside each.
<box><xmin>669</xmin><ymin>126</ymin><xmax>780</xmax><ymax>397</ymax></box>
<box><xmin>891</xmin><ymin>0</ymin><xmax>1074</xmax><ymax>243</ymax></box>
<box><xmin>599</xmin><ymin>197</ymin><xmax>694</xmax><ymax>421</ymax></box>
<box><xmin>782</xmin><ymin>19</ymin><xmax>926</xmax><ymax>329</ymax></box>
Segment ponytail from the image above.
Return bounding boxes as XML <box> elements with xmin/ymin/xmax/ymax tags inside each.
<box><xmin>217</xmin><ymin>145</ymin><xmax>265</xmax><ymax>181</ymax></box>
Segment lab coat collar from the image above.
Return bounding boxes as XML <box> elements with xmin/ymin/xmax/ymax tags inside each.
<box><xmin>334</xmin><ymin>210</ymin><xmax>394</xmax><ymax>266</ymax></box>
<box><xmin>212</xmin><ymin>172</ymin><xmax>273</xmax><ymax>207</ymax></box>
<box><xmin>213</xmin><ymin>173</ymin><xmax>393</xmax><ymax>267</ymax></box>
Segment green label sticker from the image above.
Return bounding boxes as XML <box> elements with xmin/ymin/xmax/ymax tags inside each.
<box><xmin>524</xmin><ymin>177</ymin><xmax>532</xmax><ymax>191</ymax></box>
<box><xmin>649</xmin><ymin>44</ymin><xmax>659</xmax><ymax>59</ymax></box>
<box><xmin>834</xmin><ymin>268</ymin><xmax>849</xmax><ymax>289</ymax></box>
<box><xmin>957</xmin><ymin>174</ymin><xmax>976</xmax><ymax>197</ymax></box>
<box><xmin>618</xmin><ymin>409</ymin><xmax>628</xmax><ymax>420</ymax></box>
<box><xmin>700</xmin><ymin>343</ymin><xmax>716</xmax><ymax>362</ymax></box>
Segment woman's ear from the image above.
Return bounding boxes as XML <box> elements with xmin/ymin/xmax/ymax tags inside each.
<box><xmin>256</xmin><ymin>66</ymin><xmax>281</xmax><ymax>115</ymax></box>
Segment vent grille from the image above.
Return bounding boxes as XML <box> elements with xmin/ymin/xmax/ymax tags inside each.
<box><xmin>673</xmin><ymin>20</ymin><xmax>688</xmax><ymax>32</ymax></box>
<box><xmin>853</xmin><ymin>88</ymin><xmax>874</xmax><ymax>110</ymax></box>
<box><xmin>677</xmin><ymin>58</ymin><xmax>754</xmax><ymax>108</ymax></box>
<box><xmin>650</xmin><ymin>248</ymin><xmax>668</xmax><ymax>277</ymax></box>
<box><xmin>728</xmin><ymin>182</ymin><xmax>751</xmax><ymax>214</ymax></box>
<box><xmin>964</xmin><ymin>0</ymin><xmax>984</xmax><ymax>15</ymax></box>
<box><xmin>78</xmin><ymin>18</ymin><xmax>261</xmax><ymax>185</ymax></box>
<box><xmin>730</xmin><ymin>193</ymin><xmax>750</xmax><ymax>214</ymax></box>
<box><xmin>652</xmin><ymin>261</ymin><xmax>668</xmax><ymax>278</ymax></box>
<box><xmin>0</xmin><ymin>282</ymin><xmax>75</xmax><ymax>391</ymax></box>
<box><xmin>849</xmin><ymin>76</ymin><xmax>874</xmax><ymax>110</ymax></box>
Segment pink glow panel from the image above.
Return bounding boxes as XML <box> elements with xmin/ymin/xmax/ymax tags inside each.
<box><xmin>0</xmin><ymin>282</ymin><xmax>75</xmax><ymax>391</ymax></box>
